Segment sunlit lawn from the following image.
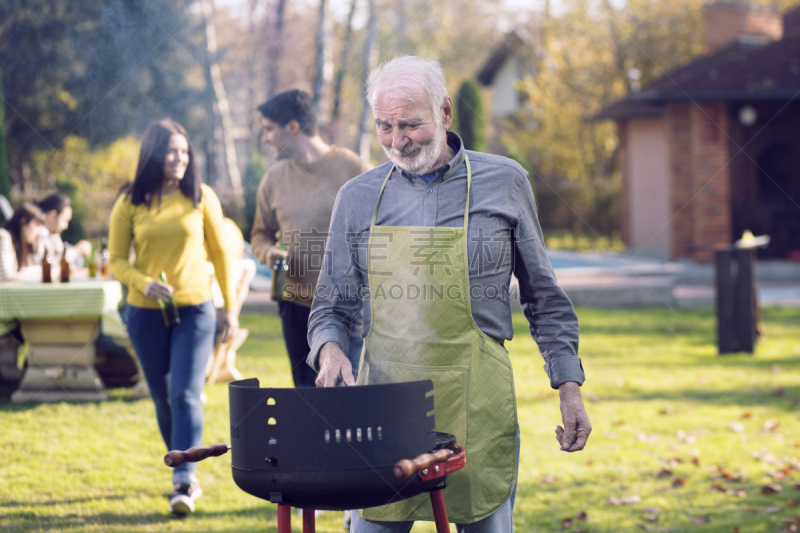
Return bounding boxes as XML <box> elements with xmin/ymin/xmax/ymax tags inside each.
<box><xmin>1</xmin><ymin>307</ymin><xmax>799</xmax><ymax>532</ymax></box>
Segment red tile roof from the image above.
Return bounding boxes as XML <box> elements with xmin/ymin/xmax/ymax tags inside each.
<box><xmin>596</xmin><ymin>11</ymin><xmax>800</xmax><ymax>120</ymax></box>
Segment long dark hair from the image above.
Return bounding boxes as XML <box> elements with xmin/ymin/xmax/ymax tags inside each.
<box><xmin>129</xmin><ymin>119</ymin><xmax>202</xmax><ymax>208</ymax></box>
<box><xmin>36</xmin><ymin>192</ymin><xmax>72</xmax><ymax>215</ymax></box>
<box><xmin>4</xmin><ymin>202</ymin><xmax>45</xmax><ymax>268</ymax></box>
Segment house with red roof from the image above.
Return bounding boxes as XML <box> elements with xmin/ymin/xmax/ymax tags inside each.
<box><xmin>596</xmin><ymin>1</ymin><xmax>800</xmax><ymax>262</ymax></box>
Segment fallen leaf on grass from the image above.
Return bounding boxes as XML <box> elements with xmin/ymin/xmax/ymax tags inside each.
<box><xmin>561</xmin><ymin>517</ymin><xmax>574</xmax><ymax>528</ymax></box>
<box><xmin>709</xmin><ymin>482</ymin><xmax>727</xmax><ymax>492</ymax></box>
<box><xmin>726</xmin><ymin>489</ymin><xmax>747</xmax><ymax>497</ymax></box>
<box><xmin>786</xmin><ymin>499</ymin><xmax>800</xmax><ymax>506</ymax></box>
<box><xmin>643</xmin><ymin>514</ymin><xmax>659</xmax><ymax>522</ymax></box>
<box><xmin>772</xmin><ymin>364</ymin><xmax>783</xmax><ymax>373</ymax></box>
<box><xmin>575</xmin><ymin>511</ymin><xmax>588</xmax><ymax>520</ymax></box>
<box><xmin>611</xmin><ymin>420</ymin><xmax>625</xmax><ymax>426</ymax></box>
<box><xmin>672</xmin><ymin>477</ymin><xmax>687</xmax><ymax>487</ymax></box>
<box><xmin>584</xmin><ymin>459</ymin><xmax>595</xmax><ymax>467</ymax></box>
<box><xmin>796</xmin><ymin>484</ymin><xmax>800</xmax><ymax>491</ymax></box>
<box><xmin>764</xmin><ymin>419</ymin><xmax>780</xmax><ymax>432</ymax></box>
<box><xmin>609</xmin><ymin>495</ymin><xmax>641</xmax><ymax>505</ymax></box>
<box><xmin>539</xmin><ymin>476</ymin><xmax>558</xmax><ymax>484</ymax></box>
<box><xmin>740</xmin><ymin>411</ymin><xmax>753</xmax><ymax>419</ymax></box>
<box><xmin>723</xmin><ymin>470</ymin><xmax>746</xmax><ymax>482</ymax></box>
<box><xmin>691</xmin><ymin>457</ymin><xmax>701</xmax><ymax>467</ymax></box>
<box><xmin>642</xmin><ymin>506</ymin><xmax>660</xmax><ymax>514</ymax></box>
<box><xmin>654</xmin><ymin>468</ymin><xmax>673</xmax><ymax>478</ymax></box>
<box><xmin>659</xmin><ymin>406</ymin><xmax>676</xmax><ymax>415</ymax></box>
<box><xmin>728</xmin><ymin>422</ymin><xmax>745</xmax><ymax>433</ymax></box>
<box><xmin>772</xmin><ymin>387</ymin><xmax>786</xmax><ymax>396</ymax></box>
<box><xmin>768</xmin><ymin>468</ymin><xmax>792</xmax><ymax>480</ymax></box>
<box><xmin>689</xmin><ymin>515</ymin><xmax>709</xmax><ymax>524</ymax></box>
<box><xmin>759</xmin><ymin>505</ymin><xmax>783</xmax><ymax>514</ymax></box>
<box><xmin>639</xmin><ymin>525</ymin><xmax>654</xmax><ymax>531</ymax></box>
<box><xmin>763</xmin><ymin>484</ymin><xmax>784</xmax><ymax>495</ymax></box>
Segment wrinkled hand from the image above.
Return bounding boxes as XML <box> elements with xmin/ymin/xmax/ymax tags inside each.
<box><xmin>217</xmin><ymin>310</ymin><xmax>239</xmax><ymax>344</ymax></box>
<box><xmin>555</xmin><ymin>381</ymin><xmax>592</xmax><ymax>452</ymax></box>
<box><xmin>315</xmin><ymin>342</ymin><xmax>355</xmax><ymax>388</ymax></box>
<box><xmin>144</xmin><ymin>280</ymin><xmax>174</xmax><ymax>303</ymax></box>
<box><xmin>264</xmin><ymin>245</ymin><xmax>289</xmax><ymax>269</ymax></box>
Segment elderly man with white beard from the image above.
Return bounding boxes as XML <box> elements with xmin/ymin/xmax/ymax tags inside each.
<box><xmin>308</xmin><ymin>56</ymin><xmax>590</xmax><ymax>532</ymax></box>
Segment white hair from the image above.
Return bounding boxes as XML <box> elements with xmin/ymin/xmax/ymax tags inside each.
<box><xmin>367</xmin><ymin>56</ymin><xmax>449</xmax><ymax>124</ymax></box>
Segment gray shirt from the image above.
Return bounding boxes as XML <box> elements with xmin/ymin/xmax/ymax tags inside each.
<box><xmin>308</xmin><ymin>132</ymin><xmax>584</xmax><ymax>389</ymax></box>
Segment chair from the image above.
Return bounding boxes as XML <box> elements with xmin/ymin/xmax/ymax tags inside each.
<box><xmin>206</xmin><ymin>258</ymin><xmax>256</xmax><ymax>385</ymax></box>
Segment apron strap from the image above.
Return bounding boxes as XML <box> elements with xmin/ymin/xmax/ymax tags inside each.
<box><xmin>369</xmin><ymin>153</ymin><xmax>473</xmax><ymax>232</ymax></box>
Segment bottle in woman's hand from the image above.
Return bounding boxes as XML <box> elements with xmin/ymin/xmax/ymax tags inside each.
<box><xmin>158</xmin><ymin>272</ymin><xmax>181</xmax><ymax>328</ymax></box>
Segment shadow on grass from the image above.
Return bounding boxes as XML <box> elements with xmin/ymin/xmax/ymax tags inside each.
<box><xmin>515</xmin><ymin>385</ymin><xmax>800</xmax><ymax>410</ymax></box>
<box><xmin>0</xmin><ymin>504</ymin><xmax>276</xmax><ymax>532</ymax></box>
<box><xmin>0</xmin><ymin>496</ymin><xmax>126</xmax><ymax>508</ymax></box>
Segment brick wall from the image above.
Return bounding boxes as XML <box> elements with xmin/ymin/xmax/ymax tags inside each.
<box><xmin>666</xmin><ymin>101</ymin><xmax>732</xmax><ymax>262</ymax></box>
<box><xmin>703</xmin><ymin>1</ymin><xmax>783</xmax><ymax>53</ymax></box>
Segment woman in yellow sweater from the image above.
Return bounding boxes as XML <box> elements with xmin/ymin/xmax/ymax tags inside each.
<box><xmin>109</xmin><ymin>119</ymin><xmax>237</xmax><ymax>516</ymax></box>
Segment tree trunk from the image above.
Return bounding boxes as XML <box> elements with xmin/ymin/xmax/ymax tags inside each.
<box><xmin>267</xmin><ymin>0</ymin><xmax>287</xmax><ymax>99</ymax></box>
<box><xmin>356</xmin><ymin>0</ymin><xmax>377</xmax><ymax>162</ymax></box>
<box><xmin>329</xmin><ymin>0</ymin><xmax>358</xmax><ymax>140</ymax></box>
<box><xmin>247</xmin><ymin>0</ymin><xmax>262</xmax><ymax>153</ymax></box>
<box><xmin>312</xmin><ymin>0</ymin><xmax>333</xmax><ymax>113</ymax></box>
<box><xmin>201</xmin><ymin>0</ymin><xmax>243</xmax><ymax>205</ymax></box>
<box><xmin>0</xmin><ymin>72</ymin><xmax>10</xmax><ymax>202</ymax></box>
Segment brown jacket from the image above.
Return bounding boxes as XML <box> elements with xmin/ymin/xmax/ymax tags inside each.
<box><xmin>251</xmin><ymin>146</ymin><xmax>370</xmax><ymax>306</ymax></box>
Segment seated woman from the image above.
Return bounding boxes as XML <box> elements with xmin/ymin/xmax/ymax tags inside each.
<box><xmin>0</xmin><ymin>202</ymin><xmax>46</xmax><ymax>282</ymax></box>
<box><xmin>0</xmin><ymin>203</ymin><xmax>46</xmax><ymax>381</ymax></box>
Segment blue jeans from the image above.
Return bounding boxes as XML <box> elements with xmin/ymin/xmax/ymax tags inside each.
<box><xmin>126</xmin><ymin>301</ymin><xmax>217</xmax><ymax>485</ymax></box>
<box><xmin>351</xmin><ymin>426</ymin><xmax>520</xmax><ymax>533</ymax></box>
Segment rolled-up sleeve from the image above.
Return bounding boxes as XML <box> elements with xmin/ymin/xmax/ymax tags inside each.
<box><xmin>307</xmin><ymin>185</ymin><xmax>365</xmax><ymax>370</ymax></box>
<box><xmin>513</xmin><ymin>174</ymin><xmax>584</xmax><ymax>389</ymax></box>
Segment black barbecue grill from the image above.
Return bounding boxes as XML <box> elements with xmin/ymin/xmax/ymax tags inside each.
<box><xmin>165</xmin><ymin>378</ymin><xmax>467</xmax><ymax>533</ymax></box>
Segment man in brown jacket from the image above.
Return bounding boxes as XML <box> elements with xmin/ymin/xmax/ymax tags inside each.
<box><xmin>252</xmin><ymin>89</ymin><xmax>370</xmax><ymax>387</ymax></box>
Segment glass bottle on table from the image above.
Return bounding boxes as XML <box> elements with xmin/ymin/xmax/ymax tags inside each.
<box><xmin>41</xmin><ymin>253</ymin><xmax>52</xmax><ymax>283</ymax></box>
<box><xmin>59</xmin><ymin>248</ymin><xmax>70</xmax><ymax>282</ymax></box>
<box><xmin>88</xmin><ymin>244</ymin><xmax>98</xmax><ymax>278</ymax></box>
<box><xmin>270</xmin><ymin>244</ymin><xmax>288</xmax><ymax>301</ymax></box>
<box><xmin>158</xmin><ymin>272</ymin><xmax>180</xmax><ymax>328</ymax></box>
<box><xmin>98</xmin><ymin>238</ymin><xmax>110</xmax><ymax>278</ymax></box>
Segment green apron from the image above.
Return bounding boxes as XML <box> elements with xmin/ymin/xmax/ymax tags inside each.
<box><xmin>357</xmin><ymin>154</ymin><xmax>519</xmax><ymax>524</ymax></box>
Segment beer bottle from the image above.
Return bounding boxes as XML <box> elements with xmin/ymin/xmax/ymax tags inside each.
<box><xmin>99</xmin><ymin>238</ymin><xmax>110</xmax><ymax>278</ymax></box>
<box><xmin>88</xmin><ymin>245</ymin><xmax>98</xmax><ymax>277</ymax></box>
<box><xmin>41</xmin><ymin>253</ymin><xmax>52</xmax><ymax>283</ymax></box>
<box><xmin>60</xmin><ymin>249</ymin><xmax>70</xmax><ymax>282</ymax></box>
<box><xmin>270</xmin><ymin>245</ymin><xmax>288</xmax><ymax>301</ymax></box>
<box><xmin>158</xmin><ymin>272</ymin><xmax>180</xmax><ymax>328</ymax></box>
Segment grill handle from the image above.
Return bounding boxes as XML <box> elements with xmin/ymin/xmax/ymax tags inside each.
<box><xmin>164</xmin><ymin>444</ymin><xmax>230</xmax><ymax>467</ymax></box>
<box><xmin>393</xmin><ymin>448</ymin><xmax>453</xmax><ymax>478</ymax></box>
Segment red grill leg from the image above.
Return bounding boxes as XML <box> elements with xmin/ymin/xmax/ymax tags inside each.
<box><xmin>429</xmin><ymin>489</ymin><xmax>451</xmax><ymax>533</ymax></box>
<box><xmin>302</xmin><ymin>508</ymin><xmax>316</xmax><ymax>533</ymax></box>
<box><xmin>277</xmin><ymin>504</ymin><xmax>291</xmax><ymax>533</ymax></box>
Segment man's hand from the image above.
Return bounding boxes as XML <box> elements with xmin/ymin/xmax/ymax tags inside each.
<box><xmin>264</xmin><ymin>245</ymin><xmax>288</xmax><ymax>269</ymax></box>
<box><xmin>555</xmin><ymin>381</ymin><xmax>592</xmax><ymax>452</ymax></box>
<box><xmin>315</xmin><ymin>342</ymin><xmax>355</xmax><ymax>387</ymax></box>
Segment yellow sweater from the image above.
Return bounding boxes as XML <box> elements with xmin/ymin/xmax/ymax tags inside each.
<box><xmin>109</xmin><ymin>184</ymin><xmax>235</xmax><ymax>311</ymax></box>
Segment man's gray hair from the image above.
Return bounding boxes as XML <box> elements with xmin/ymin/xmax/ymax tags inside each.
<box><xmin>367</xmin><ymin>56</ymin><xmax>449</xmax><ymax>122</ymax></box>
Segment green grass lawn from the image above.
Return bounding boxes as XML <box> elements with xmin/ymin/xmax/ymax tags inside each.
<box><xmin>1</xmin><ymin>307</ymin><xmax>799</xmax><ymax>532</ymax></box>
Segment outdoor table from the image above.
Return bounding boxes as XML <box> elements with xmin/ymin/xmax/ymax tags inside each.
<box><xmin>0</xmin><ymin>273</ymin><xmax>128</xmax><ymax>403</ymax></box>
